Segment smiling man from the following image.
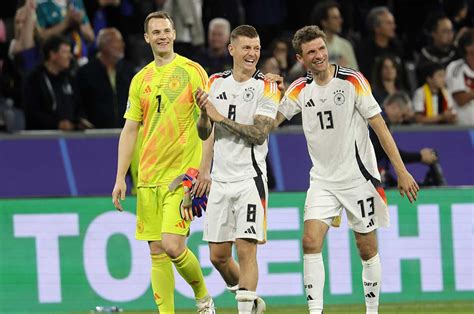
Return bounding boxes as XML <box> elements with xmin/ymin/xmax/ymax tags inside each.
<box><xmin>111</xmin><ymin>11</ymin><xmax>215</xmax><ymax>314</ymax></box>
<box><xmin>195</xmin><ymin>25</ymin><xmax>280</xmax><ymax>314</ymax></box>
<box><xmin>273</xmin><ymin>25</ymin><xmax>419</xmax><ymax>314</ymax></box>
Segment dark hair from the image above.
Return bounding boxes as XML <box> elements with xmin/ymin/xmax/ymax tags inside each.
<box><xmin>457</xmin><ymin>28</ymin><xmax>474</xmax><ymax>58</ymax></box>
<box><xmin>292</xmin><ymin>25</ymin><xmax>327</xmax><ymax>55</ymax></box>
<box><xmin>420</xmin><ymin>62</ymin><xmax>445</xmax><ymax>80</ymax></box>
<box><xmin>311</xmin><ymin>0</ymin><xmax>340</xmax><ymax>27</ymax></box>
<box><xmin>230</xmin><ymin>25</ymin><xmax>259</xmax><ymax>43</ymax></box>
<box><xmin>144</xmin><ymin>11</ymin><xmax>174</xmax><ymax>33</ymax></box>
<box><xmin>371</xmin><ymin>54</ymin><xmax>404</xmax><ymax>92</ymax></box>
<box><xmin>42</xmin><ymin>35</ymin><xmax>70</xmax><ymax>61</ymax></box>
<box><xmin>424</xmin><ymin>12</ymin><xmax>450</xmax><ymax>33</ymax></box>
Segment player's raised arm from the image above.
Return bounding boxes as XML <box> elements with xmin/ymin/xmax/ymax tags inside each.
<box><xmin>195</xmin><ymin>89</ymin><xmax>275</xmax><ymax>145</ymax></box>
<box><xmin>368</xmin><ymin>113</ymin><xmax>420</xmax><ymax>202</ymax></box>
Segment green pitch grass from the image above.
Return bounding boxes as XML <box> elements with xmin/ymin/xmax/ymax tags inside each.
<box><xmin>65</xmin><ymin>300</ymin><xmax>474</xmax><ymax>314</ymax></box>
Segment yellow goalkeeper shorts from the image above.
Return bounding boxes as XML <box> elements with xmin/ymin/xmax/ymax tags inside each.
<box><xmin>135</xmin><ymin>185</ymin><xmax>190</xmax><ymax>241</ymax></box>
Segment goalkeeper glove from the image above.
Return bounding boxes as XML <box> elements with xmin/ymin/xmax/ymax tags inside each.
<box><xmin>180</xmin><ymin>191</ymin><xmax>208</xmax><ymax>221</ymax></box>
<box><xmin>179</xmin><ymin>168</ymin><xmax>208</xmax><ymax>221</ymax></box>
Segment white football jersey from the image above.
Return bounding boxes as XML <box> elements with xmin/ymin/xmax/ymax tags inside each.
<box><xmin>208</xmin><ymin>70</ymin><xmax>280</xmax><ymax>182</ymax></box>
<box><xmin>446</xmin><ymin>58</ymin><xmax>474</xmax><ymax>126</ymax></box>
<box><xmin>279</xmin><ymin>65</ymin><xmax>382</xmax><ymax>190</ymax></box>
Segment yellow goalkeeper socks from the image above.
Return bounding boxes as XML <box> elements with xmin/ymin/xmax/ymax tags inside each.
<box><xmin>151</xmin><ymin>253</ymin><xmax>175</xmax><ymax>313</ymax></box>
<box><xmin>171</xmin><ymin>248</ymin><xmax>208</xmax><ymax>300</ymax></box>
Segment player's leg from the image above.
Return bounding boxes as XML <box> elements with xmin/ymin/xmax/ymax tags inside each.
<box><xmin>149</xmin><ymin>240</ymin><xmax>175</xmax><ymax>313</ymax></box>
<box><xmin>160</xmin><ymin>186</ymin><xmax>214</xmax><ymax>312</ymax></box>
<box><xmin>209</xmin><ymin>241</ymin><xmax>240</xmax><ymax>287</ymax></box>
<box><xmin>136</xmin><ymin>187</ymin><xmax>175</xmax><ymax>313</ymax></box>
<box><xmin>336</xmin><ymin>180</ymin><xmax>389</xmax><ymax>314</ymax></box>
<box><xmin>204</xmin><ymin>180</ymin><xmax>240</xmax><ymax>288</ymax></box>
<box><xmin>303</xmin><ymin>186</ymin><xmax>342</xmax><ymax>314</ymax></box>
<box><xmin>354</xmin><ymin>230</ymin><xmax>380</xmax><ymax>314</ymax></box>
<box><xmin>235</xmin><ymin>238</ymin><xmax>258</xmax><ymax>314</ymax></box>
<box><xmin>302</xmin><ymin>219</ymin><xmax>329</xmax><ymax>314</ymax></box>
<box><xmin>233</xmin><ymin>176</ymin><xmax>268</xmax><ymax>314</ymax></box>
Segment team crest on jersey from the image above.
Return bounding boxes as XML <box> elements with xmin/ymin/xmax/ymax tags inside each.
<box><xmin>168</xmin><ymin>76</ymin><xmax>180</xmax><ymax>90</ymax></box>
<box><xmin>334</xmin><ymin>89</ymin><xmax>345</xmax><ymax>105</ymax></box>
<box><xmin>243</xmin><ymin>87</ymin><xmax>255</xmax><ymax>102</ymax></box>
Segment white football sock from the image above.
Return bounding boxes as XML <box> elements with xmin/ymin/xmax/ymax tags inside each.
<box><xmin>304</xmin><ymin>253</ymin><xmax>324</xmax><ymax>314</ymax></box>
<box><xmin>236</xmin><ymin>289</ymin><xmax>257</xmax><ymax>314</ymax></box>
<box><xmin>362</xmin><ymin>254</ymin><xmax>381</xmax><ymax>314</ymax></box>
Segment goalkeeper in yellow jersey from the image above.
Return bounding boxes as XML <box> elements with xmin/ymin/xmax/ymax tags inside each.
<box><xmin>112</xmin><ymin>11</ymin><xmax>215</xmax><ymax>314</ymax></box>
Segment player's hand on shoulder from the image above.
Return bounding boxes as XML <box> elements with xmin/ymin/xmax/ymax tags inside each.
<box><xmin>397</xmin><ymin>170</ymin><xmax>419</xmax><ymax>203</ymax></box>
<box><xmin>112</xmin><ymin>179</ymin><xmax>127</xmax><ymax>212</ymax></box>
<box><xmin>264</xmin><ymin>73</ymin><xmax>285</xmax><ymax>91</ymax></box>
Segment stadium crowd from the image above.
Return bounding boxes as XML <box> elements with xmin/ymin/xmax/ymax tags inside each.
<box><xmin>0</xmin><ymin>0</ymin><xmax>473</xmax><ymax>132</ymax></box>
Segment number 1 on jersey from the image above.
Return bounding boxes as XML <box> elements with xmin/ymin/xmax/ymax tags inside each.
<box><xmin>156</xmin><ymin>95</ymin><xmax>162</xmax><ymax>113</ymax></box>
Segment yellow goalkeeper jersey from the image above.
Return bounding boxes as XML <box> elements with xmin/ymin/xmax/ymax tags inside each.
<box><xmin>124</xmin><ymin>54</ymin><xmax>208</xmax><ymax>187</ymax></box>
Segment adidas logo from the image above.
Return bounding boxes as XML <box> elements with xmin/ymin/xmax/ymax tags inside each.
<box><xmin>217</xmin><ymin>91</ymin><xmax>227</xmax><ymax>100</ymax></box>
<box><xmin>144</xmin><ymin>85</ymin><xmax>152</xmax><ymax>94</ymax></box>
<box><xmin>365</xmin><ymin>292</ymin><xmax>376</xmax><ymax>298</ymax></box>
<box><xmin>366</xmin><ymin>218</ymin><xmax>375</xmax><ymax>228</ymax></box>
<box><xmin>306</xmin><ymin>295</ymin><xmax>313</xmax><ymax>301</ymax></box>
<box><xmin>305</xmin><ymin>98</ymin><xmax>316</xmax><ymax>107</ymax></box>
<box><xmin>175</xmin><ymin>220</ymin><xmax>186</xmax><ymax>229</ymax></box>
<box><xmin>244</xmin><ymin>226</ymin><xmax>256</xmax><ymax>234</ymax></box>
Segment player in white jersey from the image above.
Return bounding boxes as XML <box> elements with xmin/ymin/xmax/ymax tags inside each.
<box><xmin>273</xmin><ymin>26</ymin><xmax>419</xmax><ymax>314</ymax></box>
<box><xmin>195</xmin><ymin>25</ymin><xmax>280</xmax><ymax>314</ymax></box>
<box><xmin>446</xmin><ymin>29</ymin><xmax>474</xmax><ymax>126</ymax></box>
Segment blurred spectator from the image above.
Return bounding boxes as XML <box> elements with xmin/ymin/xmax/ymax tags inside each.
<box><xmin>371</xmin><ymin>54</ymin><xmax>407</xmax><ymax>105</ymax></box>
<box><xmin>10</xmin><ymin>0</ymin><xmax>38</xmax><ymax>69</ymax></box>
<box><xmin>23</xmin><ymin>35</ymin><xmax>91</xmax><ymax>130</ymax></box>
<box><xmin>163</xmin><ymin>0</ymin><xmax>205</xmax><ymax>57</ymax></box>
<box><xmin>371</xmin><ymin>92</ymin><xmax>445</xmax><ymax>187</ymax></box>
<box><xmin>1</xmin><ymin>0</ymin><xmax>38</xmax><ymax>106</ymax></box>
<box><xmin>357</xmin><ymin>6</ymin><xmax>404</xmax><ymax>79</ymax></box>
<box><xmin>259</xmin><ymin>54</ymin><xmax>281</xmax><ymax>75</ymax></box>
<box><xmin>77</xmin><ymin>28</ymin><xmax>135</xmax><ymax>128</ymax></box>
<box><xmin>446</xmin><ymin>28</ymin><xmax>474</xmax><ymax>126</ymax></box>
<box><xmin>444</xmin><ymin>0</ymin><xmax>470</xmax><ymax>34</ymax></box>
<box><xmin>311</xmin><ymin>0</ymin><xmax>358</xmax><ymax>70</ymax></box>
<box><xmin>417</xmin><ymin>13</ymin><xmax>457</xmax><ymax>69</ymax></box>
<box><xmin>89</xmin><ymin>0</ymin><xmax>123</xmax><ymax>35</ymax></box>
<box><xmin>192</xmin><ymin>17</ymin><xmax>232</xmax><ymax>75</ymax></box>
<box><xmin>36</xmin><ymin>0</ymin><xmax>95</xmax><ymax>65</ymax></box>
<box><xmin>268</xmin><ymin>38</ymin><xmax>292</xmax><ymax>78</ymax></box>
<box><xmin>412</xmin><ymin>62</ymin><xmax>457</xmax><ymax>124</ymax></box>
<box><xmin>85</xmin><ymin>0</ymin><xmax>139</xmax><ymax>61</ymax></box>
<box><xmin>0</xmin><ymin>0</ymin><xmax>39</xmax><ymax>132</ymax></box>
